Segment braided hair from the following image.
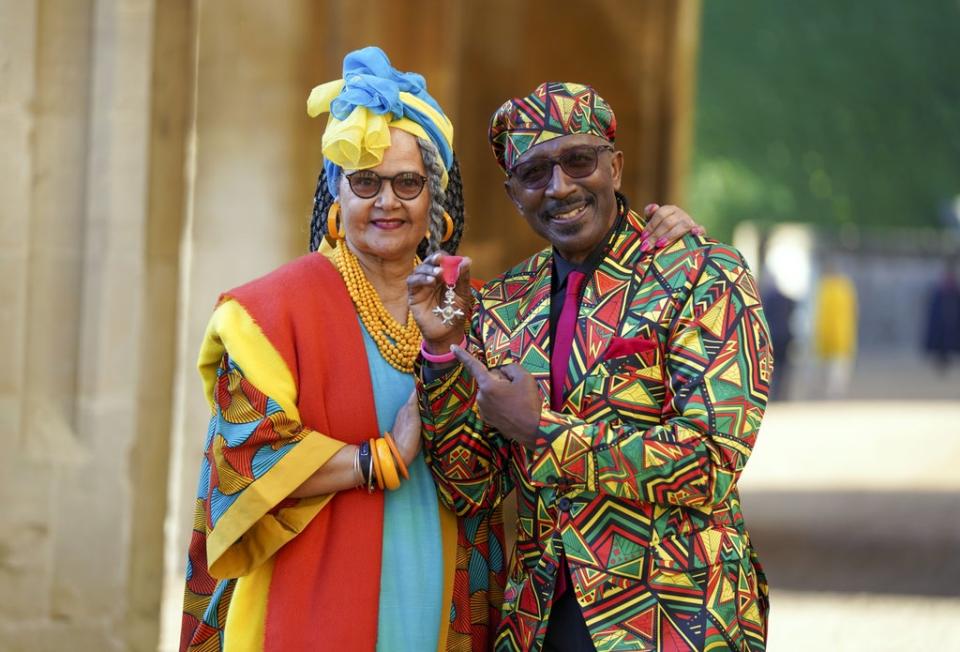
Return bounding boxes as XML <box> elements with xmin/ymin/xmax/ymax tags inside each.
<box><xmin>309</xmin><ymin>143</ymin><xmax>466</xmax><ymax>259</ymax></box>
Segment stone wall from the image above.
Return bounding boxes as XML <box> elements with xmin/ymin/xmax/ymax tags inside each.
<box><xmin>0</xmin><ymin>1</ymin><xmax>191</xmax><ymax>649</ymax></box>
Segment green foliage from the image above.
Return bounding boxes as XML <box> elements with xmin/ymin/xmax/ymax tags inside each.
<box><xmin>690</xmin><ymin>0</ymin><xmax>960</xmax><ymax>240</ymax></box>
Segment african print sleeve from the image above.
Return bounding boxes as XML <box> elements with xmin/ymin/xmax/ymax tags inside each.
<box><xmin>417</xmin><ymin>304</ymin><xmax>515</xmax><ymax>518</ymax></box>
<box><xmin>192</xmin><ymin>299</ymin><xmax>345</xmax><ymax>579</ymax></box>
<box><xmin>530</xmin><ymin>247</ymin><xmax>772</xmax><ymax>508</ymax></box>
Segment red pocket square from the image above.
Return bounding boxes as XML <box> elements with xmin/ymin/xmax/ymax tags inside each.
<box><xmin>603</xmin><ymin>335</ymin><xmax>658</xmax><ymax>361</ymax></box>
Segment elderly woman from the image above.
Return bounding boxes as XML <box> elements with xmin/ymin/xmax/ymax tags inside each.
<box><xmin>179</xmin><ymin>48</ymin><xmax>702</xmax><ymax>652</ymax></box>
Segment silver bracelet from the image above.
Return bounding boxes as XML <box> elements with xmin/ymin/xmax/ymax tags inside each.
<box><xmin>367</xmin><ymin>447</ymin><xmax>376</xmax><ymax>493</ymax></box>
<box><xmin>353</xmin><ymin>448</ymin><xmax>364</xmax><ymax>488</ymax></box>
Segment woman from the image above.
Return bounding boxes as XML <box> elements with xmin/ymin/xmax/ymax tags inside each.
<box><xmin>180</xmin><ymin>47</ymin><xmax>702</xmax><ymax>652</ymax></box>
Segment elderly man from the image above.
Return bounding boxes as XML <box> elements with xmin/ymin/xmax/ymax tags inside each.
<box><xmin>409</xmin><ymin>82</ymin><xmax>772</xmax><ymax>652</ymax></box>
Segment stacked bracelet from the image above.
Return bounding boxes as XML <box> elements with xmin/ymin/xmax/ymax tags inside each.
<box><xmin>352</xmin><ymin>450</ymin><xmax>363</xmax><ymax>488</ymax></box>
<box><xmin>358</xmin><ymin>441</ymin><xmax>372</xmax><ymax>490</ymax></box>
<box><xmin>420</xmin><ymin>336</ymin><xmax>467</xmax><ymax>364</ymax></box>
<box><xmin>366</xmin><ymin>445</ymin><xmax>376</xmax><ymax>493</ymax></box>
<box><xmin>375</xmin><ymin>438</ymin><xmax>401</xmax><ymax>490</ymax></box>
<box><xmin>359</xmin><ymin>434</ymin><xmax>413</xmax><ymax>492</ymax></box>
<box><xmin>369</xmin><ymin>437</ymin><xmax>384</xmax><ymax>490</ymax></box>
<box><xmin>382</xmin><ymin>432</ymin><xmax>409</xmax><ymax>480</ymax></box>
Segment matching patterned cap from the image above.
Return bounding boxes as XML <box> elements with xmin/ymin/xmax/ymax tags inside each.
<box><xmin>488</xmin><ymin>81</ymin><xmax>617</xmax><ymax>173</ymax></box>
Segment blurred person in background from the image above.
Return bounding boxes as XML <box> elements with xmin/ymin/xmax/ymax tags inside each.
<box><xmin>760</xmin><ymin>273</ymin><xmax>796</xmax><ymax>401</ymax></box>
<box><xmin>813</xmin><ymin>256</ymin><xmax>858</xmax><ymax>398</ymax></box>
<box><xmin>923</xmin><ymin>256</ymin><xmax>960</xmax><ymax>373</ymax></box>
<box><xmin>179</xmin><ymin>48</ymin><xmax>703</xmax><ymax>652</ymax></box>
<box><xmin>409</xmin><ymin>81</ymin><xmax>771</xmax><ymax>652</ymax></box>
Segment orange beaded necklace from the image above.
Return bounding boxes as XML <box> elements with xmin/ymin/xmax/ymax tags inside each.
<box><xmin>332</xmin><ymin>244</ymin><xmax>422</xmax><ymax>373</ymax></box>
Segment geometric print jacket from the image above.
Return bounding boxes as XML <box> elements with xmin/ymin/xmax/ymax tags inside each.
<box><xmin>418</xmin><ymin>209</ymin><xmax>773</xmax><ymax>651</ymax></box>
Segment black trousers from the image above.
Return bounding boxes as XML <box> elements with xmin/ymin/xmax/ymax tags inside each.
<box><xmin>541</xmin><ymin>580</ymin><xmax>596</xmax><ymax>652</ymax></box>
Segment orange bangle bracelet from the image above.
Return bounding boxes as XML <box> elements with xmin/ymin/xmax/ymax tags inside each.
<box><xmin>382</xmin><ymin>432</ymin><xmax>410</xmax><ymax>480</ymax></box>
<box><xmin>369</xmin><ymin>437</ymin><xmax>384</xmax><ymax>490</ymax></box>
<box><xmin>375</xmin><ymin>438</ymin><xmax>401</xmax><ymax>491</ymax></box>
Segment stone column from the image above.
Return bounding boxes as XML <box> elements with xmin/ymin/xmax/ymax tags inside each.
<box><xmin>0</xmin><ymin>0</ymin><xmax>51</xmax><ymax>639</ymax></box>
<box><xmin>0</xmin><ymin>0</ymin><xmax>188</xmax><ymax>649</ymax></box>
<box><xmin>129</xmin><ymin>1</ymin><xmax>196</xmax><ymax>648</ymax></box>
<box><xmin>0</xmin><ymin>0</ymin><xmax>99</xmax><ymax>648</ymax></box>
<box><xmin>56</xmin><ymin>2</ymin><xmax>157</xmax><ymax>642</ymax></box>
<box><xmin>160</xmin><ymin>1</ymin><xmax>329</xmax><ymax>647</ymax></box>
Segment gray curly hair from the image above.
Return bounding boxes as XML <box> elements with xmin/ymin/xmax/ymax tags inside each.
<box><xmin>416</xmin><ymin>137</ymin><xmax>447</xmax><ymax>256</ymax></box>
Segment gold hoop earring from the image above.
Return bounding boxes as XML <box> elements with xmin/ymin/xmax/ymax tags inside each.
<box><xmin>442</xmin><ymin>211</ymin><xmax>454</xmax><ymax>243</ymax></box>
<box><xmin>325</xmin><ymin>202</ymin><xmax>344</xmax><ymax>244</ymax></box>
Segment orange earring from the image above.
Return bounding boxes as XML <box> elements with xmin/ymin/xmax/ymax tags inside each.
<box><xmin>325</xmin><ymin>202</ymin><xmax>344</xmax><ymax>244</ymax></box>
<box><xmin>424</xmin><ymin>212</ymin><xmax>456</xmax><ymax>243</ymax></box>
<box><xmin>442</xmin><ymin>211</ymin><xmax>454</xmax><ymax>243</ymax></box>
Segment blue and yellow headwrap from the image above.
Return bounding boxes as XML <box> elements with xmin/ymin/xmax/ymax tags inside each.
<box><xmin>307</xmin><ymin>46</ymin><xmax>454</xmax><ymax>198</ymax></box>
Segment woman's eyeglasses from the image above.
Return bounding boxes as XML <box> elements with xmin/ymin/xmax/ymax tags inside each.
<box><xmin>509</xmin><ymin>144</ymin><xmax>614</xmax><ymax>190</ymax></box>
<box><xmin>346</xmin><ymin>170</ymin><xmax>428</xmax><ymax>200</ymax></box>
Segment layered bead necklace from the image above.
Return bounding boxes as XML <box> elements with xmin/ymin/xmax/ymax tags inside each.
<box><xmin>333</xmin><ymin>244</ymin><xmax>422</xmax><ymax>373</ymax></box>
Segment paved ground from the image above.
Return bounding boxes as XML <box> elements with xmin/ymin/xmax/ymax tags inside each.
<box><xmin>766</xmin><ymin>591</ymin><xmax>960</xmax><ymax>651</ymax></box>
<box><xmin>741</xmin><ymin>400</ymin><xmax>960</xmax><ymax>652</ymax></box>
<box><xmin>781</xmin><ymin>352</ymin><xmax>960</xmax><ymax>402</ymax></box>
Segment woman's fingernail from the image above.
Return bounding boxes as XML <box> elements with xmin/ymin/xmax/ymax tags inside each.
<box><xmin>640</xmin><ymin>239</ymin><xmax>652</xmax><ymax>252</ymax></box>
<box><xmin>644</xmin><ymin>203</ymin><xmax>659</xmax><ymax>216</ymax></box>
<box><xmin>655</xmin><ymin>237</ymin><xmax>668</xmax><ymax>248</ymax></box>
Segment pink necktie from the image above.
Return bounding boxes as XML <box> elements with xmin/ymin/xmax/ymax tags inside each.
<box><xmin>551</xmin><ymin>270</ymin><xmax>586</xmax><ymax>411</ymax></box>
<box><xmin>549</xmin><ymin>269</ymin><xmax>586</xmax><ymax>600</ymax></box>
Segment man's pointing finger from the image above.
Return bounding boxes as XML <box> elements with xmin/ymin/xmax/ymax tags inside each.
<box><xmin>451</xmin><ymin>345</ymin><xmax>491</xmax><ymax>384</ymax></box>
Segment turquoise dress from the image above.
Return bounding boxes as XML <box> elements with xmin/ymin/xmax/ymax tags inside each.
<box><xmin>359</xmin><ymin>322</ymin><xmax>444</xmax><ymax>652</ymax></box>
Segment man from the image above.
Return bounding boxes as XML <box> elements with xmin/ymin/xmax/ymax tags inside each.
<box><xmin>409</xmin><ymin>82</ymin><xmax>772</xmax><ymax>651</ymax></box>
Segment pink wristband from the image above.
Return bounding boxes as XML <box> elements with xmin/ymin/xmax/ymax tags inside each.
<box><xmin>420</xmin><ymin>336</ymin><xmax>466</xmax><ymax>364</ymax></box>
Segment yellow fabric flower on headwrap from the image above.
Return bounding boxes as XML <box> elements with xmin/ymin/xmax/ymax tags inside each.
<box><xmin>307</xmin><ymin>46</ymin><xmax>454</xmax><ymax>197</ymax></box>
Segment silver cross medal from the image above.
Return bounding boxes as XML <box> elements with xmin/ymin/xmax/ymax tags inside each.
<box><xmin>433</xmin><ymin>255</ymin><xmax>465</xmax><ymax>326</ymax></box>
<box><xmin>433</xmin><ymin>286</ymin><xmax>464</xmax><ymax>325</ymax></box>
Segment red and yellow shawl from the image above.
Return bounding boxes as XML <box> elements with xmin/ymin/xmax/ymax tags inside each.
<box><xmin>181</xmin><ymin>253</ymin><xmax>503</xmax><ymax>651</ymax></box>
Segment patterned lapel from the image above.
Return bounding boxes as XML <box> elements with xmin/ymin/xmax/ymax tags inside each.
<box><xmin>562</xmin><ymin>210</ymin><xmax>648</xmax><ymax>410</ymax></box>
<box><xmin>510</xmin><ymin>250</ymin><xmax>554</xmax><ymax>399</ymax></box>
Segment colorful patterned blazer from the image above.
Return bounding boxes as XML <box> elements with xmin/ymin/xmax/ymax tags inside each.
<box><xmin>418</xmin><ymin>209</ymin><xmax>773</xmax><ymax>651</ymax></box>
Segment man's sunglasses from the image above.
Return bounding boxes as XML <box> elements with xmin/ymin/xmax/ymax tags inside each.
<box><xmin>509</xmin><ymin>144</ymin><xmax>614</xmax><ymax>190</ymax></box>
<box><xmin>346</xmin><ymin>170</ymin><xmax>428</xmax><ymax>200</ymax></box>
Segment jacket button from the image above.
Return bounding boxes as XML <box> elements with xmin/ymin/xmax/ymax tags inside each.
<box><xmin>558</xmin><ymin>497</ymin><xmax>572</xmax><ymax>512</ymax></box>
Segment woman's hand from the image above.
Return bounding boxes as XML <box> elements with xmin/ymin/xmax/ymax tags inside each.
<box><xmin>640</xmin><ymin>203</ymin><xmax>706</xmax><ymax>252</ymax></box>
<box><xmin>390</xmin><ymin>390</ymin><xmax>422</xmax><ymax>467</ymax></box>
<box><xmin>408</xmin><ymin>252</ymin><xmax>474</xmax><ymax>354</ymax></box>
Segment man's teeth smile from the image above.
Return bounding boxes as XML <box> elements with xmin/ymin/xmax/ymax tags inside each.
<box><xmin>552</xmin><ymin>205</ymin><xmax>586</xmax><ymax>220</ymax></box>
